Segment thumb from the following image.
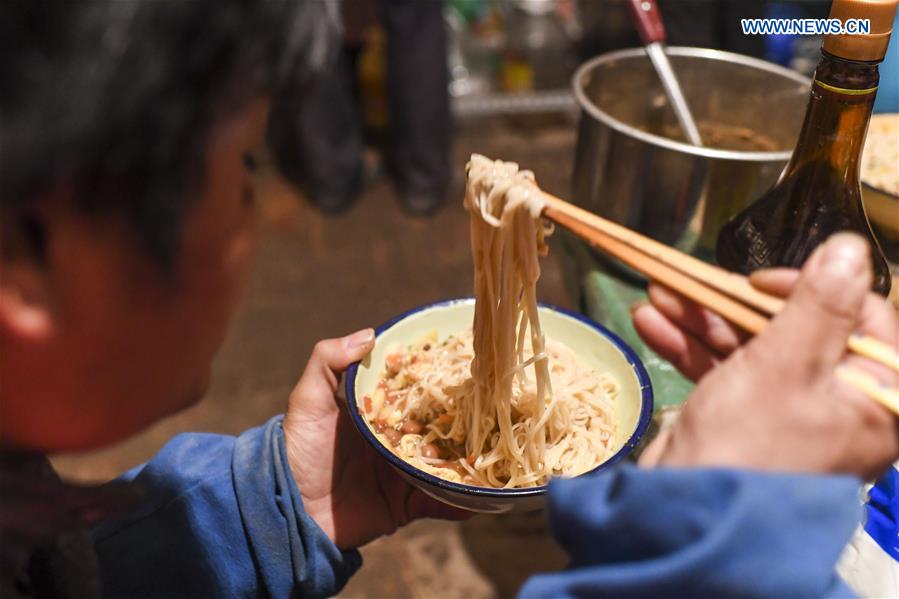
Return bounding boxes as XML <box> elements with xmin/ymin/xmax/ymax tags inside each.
<box><xmin>293</xmin><ymin>328</ymin><xmax>376</xmax><ymax>404</ymax></box>
<box><xmin>765</xmin><ymin>233</ymin><xmax>872</xmax><ymax>370</ymax></box>
<box><xmin>308</xmin><ymin>328</ymin><xmax>376</xmax><ymax>376</ymax></box>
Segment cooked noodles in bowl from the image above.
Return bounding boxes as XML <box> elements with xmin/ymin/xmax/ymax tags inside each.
<box><xmin>362</xmin><ymin>329</ymin><xmax>620</xmax><ymax>488</ymax></box>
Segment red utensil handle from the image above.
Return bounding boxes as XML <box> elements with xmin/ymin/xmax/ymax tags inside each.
<box><xmin>626</xmin><ymin>0</ymin><xmax>667</xmax><ymax>45</ymax></box>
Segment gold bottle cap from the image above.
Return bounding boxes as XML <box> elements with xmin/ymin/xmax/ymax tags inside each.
<box><xmin>823</xmin><ymin>0</ymin><xmax>898</xmax><ymax>61</ymax></box>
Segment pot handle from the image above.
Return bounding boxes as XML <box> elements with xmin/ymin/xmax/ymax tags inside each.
<box><xmin>626</xmin><ymin>0</ymin><xmax>667</xmax><ymax>46</ymax></box>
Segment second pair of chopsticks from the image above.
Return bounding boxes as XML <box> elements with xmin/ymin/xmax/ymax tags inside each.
<box><xmin>540</xmin><ymin>192</ymin><xmax>899</xmax><ymax>415</ymax></box>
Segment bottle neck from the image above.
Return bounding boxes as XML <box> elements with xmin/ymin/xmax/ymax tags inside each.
<box><xmin>783</xmin><ymin>51</ymin><xmax>879</xmax><ymax>184</ymax></box>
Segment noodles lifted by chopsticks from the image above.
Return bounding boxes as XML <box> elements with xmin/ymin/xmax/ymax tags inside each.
<box><xmin>461</xmin><ymin>154</ymin><xmax>617</xmax><ymax>486</ymax></box>
<box><xmin>363</xmin><ymin>155</ymin><xmax>619</xmax><ymax>488</ymax></box>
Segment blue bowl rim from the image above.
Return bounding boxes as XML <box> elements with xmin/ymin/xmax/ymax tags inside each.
<box><xmin>344</xmin><ymin>298</ymin><xmax>654</xmax><ymax>499</ymax></box>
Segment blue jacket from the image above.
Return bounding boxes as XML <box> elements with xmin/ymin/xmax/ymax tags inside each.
<box><xmin>93</xmin><ymin>416</ymin><xmax>861</xmax><ymax>597</ymax></box>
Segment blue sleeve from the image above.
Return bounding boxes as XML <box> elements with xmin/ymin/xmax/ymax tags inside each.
<box><xmin>520</xmin><ymin>465</ymin><xmax>861</xmax><ymax>598</ymax></box>
<box><xmin>92</xmin><ymin>416</ymin><xmax>361</xmax><ymax>599</ymax></box>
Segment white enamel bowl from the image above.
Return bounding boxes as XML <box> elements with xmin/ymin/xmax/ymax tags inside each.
<box><xmin>345</xmin><ymin>299</ymin><xmax>653</xmax><ymax>513</ymax></box>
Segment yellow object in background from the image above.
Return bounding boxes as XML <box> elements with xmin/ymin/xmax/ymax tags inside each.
<box><xmin>501</xmin><ymin>56</ymin><xmax>534</xmax><ymax>93</ymax></box>
<box><xmin>359</xmin><ymin>26</ymin><xmax>388</xmax><ymax>130</ymax></box>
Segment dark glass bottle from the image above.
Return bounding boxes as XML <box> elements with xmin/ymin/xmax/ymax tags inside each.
<box><xmin>716</xmin><ymin>0</ymin><xmax>896</xmax><ymax>295</ymax></box>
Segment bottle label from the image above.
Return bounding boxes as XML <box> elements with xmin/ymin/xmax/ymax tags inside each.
<box><xmin>814</xmin><ymin>79</ymin><xmax>878</xmax><ymax>96</ymax></box>
<box><xmin>734</xmin><ymin>219</ymin><xmax>773</xmax><ymax>269</ymax></box>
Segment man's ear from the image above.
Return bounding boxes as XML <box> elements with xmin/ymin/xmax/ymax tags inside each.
<box><xmin>0</xmin><ymin>211</ymin><xmax>53</xmax><ymax>341</ymax></box>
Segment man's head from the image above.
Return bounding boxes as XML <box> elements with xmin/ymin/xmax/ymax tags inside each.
<box><xmin>0</xmin><ymin>0</ymin><xmax>336</xmax><ymax>452</ymax></box>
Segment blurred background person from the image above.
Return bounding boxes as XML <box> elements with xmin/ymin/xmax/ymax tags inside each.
<box><xmin>268</xmin><ymin>0</ymin><xmax>451</xmax><ymax>216</ymax></box>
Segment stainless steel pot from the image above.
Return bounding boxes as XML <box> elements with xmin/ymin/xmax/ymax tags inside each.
<box><xmin>572</xmin><ymin>47</ymin><xmax>811</xmax><ymax>260</ymax></box>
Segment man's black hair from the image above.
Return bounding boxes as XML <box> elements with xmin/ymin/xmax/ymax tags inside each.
<box><xmin>0</xmin><ymin>0</ymin><xmax>337</xmax><ymax>266</ymax></box>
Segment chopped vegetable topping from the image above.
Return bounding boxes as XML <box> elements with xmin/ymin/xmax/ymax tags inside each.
<box><xmin>385</xmin><ymin>353</ymin><xmax>404</xmax><ymax>376</ymax></box>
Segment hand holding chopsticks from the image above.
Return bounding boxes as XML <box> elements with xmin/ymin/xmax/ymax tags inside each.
<box><xmin>634</xmin><ymin>257</ymin><xmax>899</xmax><ymax>479</ymax></box>
<box><xmin>540</xmin><ymin>192</ymin><xmax>899</xmax><ymax>416</ymax></box>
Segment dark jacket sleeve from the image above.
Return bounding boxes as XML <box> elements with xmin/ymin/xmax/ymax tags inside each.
<box><xmin>520</xmin><ymin>465</ymin><xmax>861</xmax><ymax>598</ymax></box>
<box><xmin>92</xmin><ymin>416</ymin><xmax>361</xmax><ymax>598</ymax></box>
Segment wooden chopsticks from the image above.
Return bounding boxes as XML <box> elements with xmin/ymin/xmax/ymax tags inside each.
<box><xmin>540</xmin><ymin>191</ymin><xmax>899</xmax><ymax>416</ymax></box>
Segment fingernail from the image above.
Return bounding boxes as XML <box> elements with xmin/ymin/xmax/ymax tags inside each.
<box><xmin>818</xmin><ymin>234</ymin><xmax>868</xmax><ymax>279</ymax></box>
<box><xmin>804</xmin><ymin>242</ymin><xmax>828</xmax><ymax>272</ymax></box>
<box><xmin>630</xmin><ymin>300</ymin><xmax>649</xmax><ymax>316</ymax></box>
<box><xmin>347</xmin><ymin>328</ymin><xmax>375</xmax><ymax>349</ymax></box>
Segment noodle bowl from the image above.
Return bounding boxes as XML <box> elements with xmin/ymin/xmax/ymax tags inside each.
<box><xmin>357</xmin><ymin>155</ymin><xmax>627</xmax><ymax>489</ymax></box>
